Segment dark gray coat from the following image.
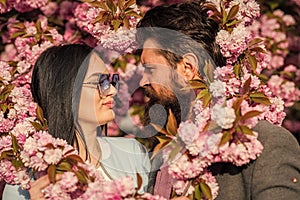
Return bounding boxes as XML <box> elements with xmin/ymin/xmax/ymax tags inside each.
<box><xmin>148</xmin><ymin>120</ymin><xmax>300</xmax><ymax>199</ymax></box>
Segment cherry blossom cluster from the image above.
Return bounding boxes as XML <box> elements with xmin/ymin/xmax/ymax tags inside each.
<box><xmin>0</xmin><ymin>0</ymin><xmax>48</xmax><ymax>13</ymax></box>
<box><xmin>74</xmin><ymin>1</ymin><xmax>141</xmax><ymax>53</ymax></box>
<box><xmin>1</xmin><ymin>127</ymin><xmax>165</xmax><ymax>199</ymax></box>
<box><xmin>250</xmin><ymin>9</ymin><xmax>300</xmax><ymax>107</ymax></box>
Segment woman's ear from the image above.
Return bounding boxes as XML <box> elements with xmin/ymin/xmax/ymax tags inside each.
<box><xmin>179</xmin><ymin>53</ymin><xmax>199</xmax><ymax>81</ymax></box>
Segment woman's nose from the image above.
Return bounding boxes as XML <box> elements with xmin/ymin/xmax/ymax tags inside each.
<box><xmin>109</xmin><ymin>83</ymin><xmax>118</xmax><ymax>96</ymax></box>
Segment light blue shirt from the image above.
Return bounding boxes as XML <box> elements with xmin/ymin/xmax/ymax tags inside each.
<box><xmin>2</xmin><ymin>137</ymin><xmax>150</xmax><ymax>199</ymax></box>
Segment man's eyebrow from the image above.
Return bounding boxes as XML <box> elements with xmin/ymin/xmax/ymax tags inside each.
<box><xmin>142</xmin><ymin>63</ymin><xmax>151</xmax><ymax>68</ymax></box>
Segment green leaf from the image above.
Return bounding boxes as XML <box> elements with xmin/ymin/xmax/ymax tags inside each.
<box><xmin>221</xmin><ymin>3</ymin><xmax>227</xmax><ymax>25</ymax></box>
<box><xmin>166</xmin><ymin>109</ymin><xmax>178</xmax><ymax>136</ymax></box>
<box><xmin>0</xmin><ymin>84</ymin><xmax>14</xmax><ymax>100</ymax></box>
<box><xmin>11</xmin><ymin>134</ymin><xmax>19</xmax><ymax>153</ymax></box>
<box><xmin>12</xmin><ymin>159</ymin><xmax>23</xmax><ymax>169</ymax></box>
<box><xmin>150</xmin><ymin>123</ymin><xmax>169</xmax><ymax>136</ymax></box>
<box><xmin>227</xmin><ymin>4</ymin><xmax>239</xmax><ymax>21</ymax></box>
<box><xmin>243</xmin><ymin>77</ymin><xmax>251</xmax><ymax>95</ymax></box>
<box><xmin>251</xmin><ymin>97</ymin><xmax>271</xmax><ymax>105</ymax></box>
<box><xmin>151</xmin><ymin>140</ymin><xmax>170</xmax><ymax>159</ymax></box>
<box><xmin>0</xmin><ymin>104</ymin><xmax>8</xmax><ymax>113</ymax></box>
<box><xmin>65</xmin><ymin>154</ymin><xmax>84</xmax><ymax>164</ymax></box>
<box><xmin>168</xmin><ymin>143</ymin><xmax>182</xmax><ymax>162</ymax></box>
<box><xmin>112</xmin><ymin>20</ymin><xmax>121</xmax><ymax>31</ymax></box>
<box><xmin>248</xmin><ymin>54</ymin><xmax>257</xmax><ymax>72</ymax></box>
<box><xmin>0</xmin><ymin>0</ymin><xmax>6</xmax><ymax>6</ymax></box>
<box><xmin>203</xmin><ymin>60</ymin><xmax>215</xmax><ymax>84</ymax></box>
<box><xmin>250</xmin><ymin>92</ymin><xmax>271</xmax><ymax>105</ymax></box>
<box><xmin>186</xmin><ymin>79</ymin><xmax>207</xmax><ymax>90</ymax></box>
<box><xmin>136</xmin><ymin>173</ymin><xmax>142</xmax><ymax>191</ymax></box>
<box><xmin>236</xmin><ymin>125</ymin><xmax>254</xmax><ymax>136</ymax></box>
<box><xmin>92</xmin><ymin>11</ymin><xmax>107</xmax><ymax>24</ymax></box>
<box><xmin>89</xmin><ymin>1</ymin><xmax>110</xmax><ymax>11</ymax></box>
<box><xmin>36</xmin><ymin>105</ymin><xmax>45</xmax><ymax>124</ymax></box>
<box><xmin>241</xmin><ymin>110</ymin><xmax>262</xmax><ymax>121</ymax></box>
<box><xmin>250</xmin><ymin>92</ymin><xmax>267</xmax><ymax>98</ymax></box>
<box><xmin>124</xmin><ymin>0</ymin><xmax>135</xmax><ymax>10</ymax></box>
<box><xmin>0</xmin><ymin>150</ymin><xmax>14</xmax><ymax>160</ymax></box>
<box><xmin>30</xmin><ymin>121</ymin><xmax>43</xmax><ymax>131</ymax></box>
<box><xmin>74</xmin><ymin>170</ymin><xmax>88</xmax><ymax>184</ymax></box>
<box><xmin>10</xmin><ymin>22</ymin><xmax>25</xmax><ymax>29</ymax></box>
<box><xmin>248</xmin><ymin>38</ymin><xmax>263</xmax><ymax>47</ymax></box>
<box><xmin>56</xmin><ymin>161</ymin><xmax>73</xmax><ymax>172</ymax></box>
<box><xmin>35</xmin><ymin>20</ymin><xmax>42</xmax><ymax>34</ymax></box>
<box><xmin>233</xmin><ymin>63</ymin><xmax>241</xmax><ymax>78</ymax></box>
<box><xmin>47</xmin><ymin>164</ymin><xmax>56</xmax><ymax>183</ymax></box>
<box><xmin>123</xmin><ymin>17</ymin><xmax>130</xmax><ymax>29</ymax></box>
<box><xmin>1</xmin><ymin>85</ymin><xmax>15</xmax><ymax>98</ymax></box>
<box><xmin>219</xmin><ymin>130</ymin><xmax>231</xmax><ymax>146</ymax></box>
<box><xmin>226</xmin><ymin>19</ymin><xmax>241</xmax><ymax>27</ymax></box>
<box><xmin>125</xmin><ymin>10</ymin><xmax>141</xmax><ymax>18</ymax></box>
<box><xmin>107</xmin><ymin>0</ymin><xmax>116</xmax><ymax>14</ymax></box>
<box><xmin>194</xmin><ymin>184</ymin><xmax>202</xmax><ymax>200</ymax></box>
<box><xmin>156</xmin><ymin>135</ymin><xmax>172</xmax><ymax>144</ymax></box>
<box><xmin>80</xmin><ymin>0</ymin><xmax>95</xmax><ymax>3</ymax></box>
<box><xmin>232</xmin><ymin>97</ymin><xmax>243</xmax><ymax>116</ymax></box>
<box><xmin>196</xmin><ymin>88</ymin><xmax>208</xmax><ymax>99</ymax></box>
<box><xmin>44</xmin><ymin>35</ymin><xmax>54</xmax><ymax>43</ymax></box>
<box><xmin>118</xmin><ymin>0</ymin><xmax>125</xmax><ymax>10</ymax></box>
<box><xmin>202</xmin><ymin>91</ymin><xmax>211</xmax><ymax>108</ymax></box>
<box><xmin>250</xmin><ymin>47</ymin><xmax>266</xmax><ymax>53</ymax></box>
<box><xmin>256</xmin><ymin>73</ymin><xmax>269</xmax><ymax>82</ymax></box>
<box><xmin>204</xmin><ymin>3</ymin><xmax>220</xmax><ymax>17</ymax></box>
<box><xmin>200</xmin><ymin>181</ymin><xmax>213</xmax><ymax>200</ymax></box>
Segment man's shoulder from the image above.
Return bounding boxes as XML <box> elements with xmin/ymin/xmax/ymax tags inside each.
<box><xmin>253</xmin><ymin>120</ymin><xmax>299</xmax><ymax>147</ymax></box>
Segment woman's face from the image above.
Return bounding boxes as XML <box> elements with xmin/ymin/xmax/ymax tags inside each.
<box><xmin>78</xmin><ymin>52</ymin><xmax>117</xmax><ymax>126</ymax></box>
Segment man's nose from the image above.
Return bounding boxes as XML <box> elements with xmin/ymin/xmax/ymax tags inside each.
<box><xmin>139</xmin><ymin>75</ymin><xmax>149</xmax><ymax>87</ymax></box>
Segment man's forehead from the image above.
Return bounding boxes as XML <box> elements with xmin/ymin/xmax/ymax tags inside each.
<box><xmin>142</xmin><ymin>38</ymin><xmax>161</xmax><ymax>49</ymax></box>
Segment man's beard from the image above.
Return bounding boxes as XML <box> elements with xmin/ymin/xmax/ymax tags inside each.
<box><xmin>135</xmin><ymin>84</ymin><xmax>193</xmax><ymax>152</ymax></box>
<box><xmin>142</xmin><ymin>84</ymin><xmax>191</xmax><ymax>129</ymax></box>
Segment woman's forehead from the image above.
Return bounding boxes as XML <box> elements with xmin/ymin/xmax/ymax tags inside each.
<box><xmin>84</xmin><ymin>52</ymin><xmax>109</xmax><ymax>80</ymax></box>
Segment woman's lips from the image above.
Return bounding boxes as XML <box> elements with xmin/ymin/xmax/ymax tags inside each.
<box><xmin>103</xmin><ymin>101</ymin><xmax>114</xmax><ymax>108</ymax></box>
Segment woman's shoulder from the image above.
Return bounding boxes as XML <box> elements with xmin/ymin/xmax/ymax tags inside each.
<box><xmin>97</xmin><ymin>136</ymin><xmax>147</xmax><ymax>154</ymax></box>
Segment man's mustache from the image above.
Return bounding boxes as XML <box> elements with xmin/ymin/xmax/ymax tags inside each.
<box><xmin>143</xmin><ymin>84</ymin><xmax>158</xmax><ymax>99</ymax></box>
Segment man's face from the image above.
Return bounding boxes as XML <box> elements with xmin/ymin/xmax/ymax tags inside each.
<box><xmin>140</xmin><ymin>39</ymin><xmax>181</xmax><ymax>100</ymax></box>
<box><xmin>139</xmin><ymin>39</ymin><xmax>194</xmax><ymax>127</ymax></box>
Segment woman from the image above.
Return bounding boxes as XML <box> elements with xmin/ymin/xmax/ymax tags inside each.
<box><xmin>2</xmin><ymin>44</ymin><xmax>150</xmax><ymax>199</ymax></box>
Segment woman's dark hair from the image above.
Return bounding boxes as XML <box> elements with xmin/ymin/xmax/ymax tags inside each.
<box><xmin>31</xmin><ymin>44</ymin><xmax>93</xmax><ymax>146</ymax></box>
<box><xmin>136</xmin><ymin>0</ymin><xmax>226</xmax><ymax>70</ymax></box>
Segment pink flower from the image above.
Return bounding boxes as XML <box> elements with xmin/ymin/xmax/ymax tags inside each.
<box><xmin>172</xmin><ymin>180</ymin><xmax>195</xmax><ymax>196</ymax></box>
<box><xmin>193</xmin><ymin>101</ymin><xmax>211</xmax><ymax>131</ymax></box>
<box><xmin>44</xmin><ymin>149</ymin><xmax>63</xmax><ymax>165</ymax></box>
<box><xmin>178</xmin><ymin>121</ymin><xmax>199</xmax><ymax>145</ymax></box>
<box><xmin>60</xmin><ymin>172</ymin><xmax>78</xmax><ymax>192</ymax></box>
<box><xmin>0</xmin><ymin>61</ymin><xmax>12</xmax><ymax>83</ymax></box>
<box><xmin>169</xmin><ymin>155</ymin><xmax>207</xmax><ymax>180</ymax></box>
<box><xmin>216</xmin><ymin>24</ymin><xmax>251</xmax><ymax>64</ymax></box>
<box><xmin>40</xmin><ymin>2</ymin><xmax>58</xmax><ymax>16</ymax></box>
<box><xmin>0</xmin><ymin>44</ymin><xmax>17</xmax><ymax>61</ymax></box>
<box><xmin>211</xmin><ymin>104</ymin><xmax>236</xmax><ymax>129</ymax></box>
<box><xmin>201</xmin><ymin>171</ymin><xmax>219</xmax><ymax>199</ymax></box>
<box><xmin>209</xmin><ymin>79</ymin><xmax>226</xmax><ymax>98</ymax></box>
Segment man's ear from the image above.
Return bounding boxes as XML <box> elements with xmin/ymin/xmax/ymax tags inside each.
<box><xmin>181</xmin><ymin>53</ymin><xmax>199</xmax><ymax>80</ymax></box>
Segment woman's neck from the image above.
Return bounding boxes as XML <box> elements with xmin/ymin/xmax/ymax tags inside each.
<box><xmin>75</xmin><ymin>124</ymin><xmax>102</xmax><ymax>167</ymax></box>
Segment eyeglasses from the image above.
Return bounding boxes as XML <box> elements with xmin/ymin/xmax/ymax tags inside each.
<box><xmin>83</xmin><ymin>73</ymin><xmax>120</xmax><ymax>96</ymax></box>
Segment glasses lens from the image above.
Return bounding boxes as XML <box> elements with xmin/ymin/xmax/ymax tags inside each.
<box><xmin>98</xmin><ymin>74</ymin><xmax>110</xmax><ymax>95</ymax></box>
<box><xmin>112</xmin><ymin>74</ymin><xmax>120</xmax><ymax>90</ymax></box>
